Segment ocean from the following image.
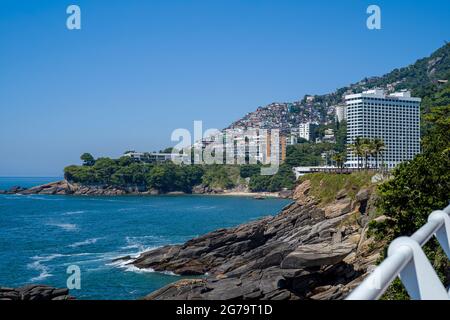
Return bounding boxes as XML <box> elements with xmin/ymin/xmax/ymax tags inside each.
<box><xmin>0</xmin><ymin>177</ymin><xmax>291</xmax><ymax>300</ymax></box>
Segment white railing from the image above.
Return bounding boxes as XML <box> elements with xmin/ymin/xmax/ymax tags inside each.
<box><xmin>346</xmin><ymin>204</ymin><xmax>450</xmax><ymax>300</ymax></box>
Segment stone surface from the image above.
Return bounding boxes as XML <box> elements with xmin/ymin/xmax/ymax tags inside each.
<box><xmin>280</xmin><ymin>243</ymin><xmax>354</xmax><ymax>268</ymax></box>
<box><xmin>335</xmin><ymin>189</ymin><xmax>347</xmax><ymax>200</ymax></box>
<box><xmin>323</xmin><ymin>199</ymin><xmax>352</xmax><ymax>219</ymax></box>
<box><xmin>292</xmin><ymin>180</ymin><xmax>312</xmax><ymax>204</ymax></box>
<box><xmin>355</xmin><ymin>188</ymin><xmax>370</xmax><ymax>202</ymax></box>
<box><xmin>0</xmin><ymin>285</ymin><xmax>73</xmax><ymax>301</ymax></box>
<box><xmin>126</xmin><ymin>179</ymin><xmax>383</xmax><ymax>300</ymax></box>
<box><xmin>278</xmin><ymin>190</ymin><xmax>293</xmax><ymax>199</ymax></box>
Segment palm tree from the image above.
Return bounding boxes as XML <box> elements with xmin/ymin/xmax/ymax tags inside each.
<box><xmin>361</xmin><ymin>138</ymin><xmax>373</xmax><ymax>170</ymax></box>
<box><xmin>371</xmin><ymin>138</ymin><xmax>385</xmax><ymax>170</ymax></box>
<box><xmin>349</xmin><ymin>137</ymin><xmax>364</xmax><ymax>169</ymax></box>
<box><xmin>332</xmin><ymin>152</ymin><xmax>346</xmax><ymax>172</ymax></box>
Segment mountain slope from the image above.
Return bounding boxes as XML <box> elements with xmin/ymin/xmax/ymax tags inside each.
<box><xmin>228</xmin><ymin>43</ymin><xmax>450</xmax><ymax>131</ymax></box>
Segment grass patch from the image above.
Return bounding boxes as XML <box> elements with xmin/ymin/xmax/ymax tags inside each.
<box><xmin>299</xmin><ymin>172</ymin><xmax>374</xmax><ymax>205</ymax></box>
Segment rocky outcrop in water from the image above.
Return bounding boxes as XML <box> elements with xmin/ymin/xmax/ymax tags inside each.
<box><xmin>8</xmin><ymin>180</ymin><xmax>286</xmax><ymax>197</ymax></box>
<box><xmin>9</xmin><ymin>180</ymin><xmax>150</xmax><ymax>196</ymax></box>
<box><xmin>0</xmin><ymin>186</ymin><xmax>28</xmax><ymax>194</ymax></box>
<box><xmin>125</xmin><ymin>180</ymin><xmax>382</xmax><ymax>300</ymax></box>
<box><xmin>0</xmin><ymin>285</ymin><xmax>73</xmax><ymax>301</ymax></box>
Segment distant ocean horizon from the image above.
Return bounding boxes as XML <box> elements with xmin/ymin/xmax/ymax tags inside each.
<box><xmin>0</xmin><ymin>177</ymin><xmax>63</xmax><ymax>190</ymax></box>
<box><xmin>0</xmin><ymin>177</ymin><xmax>291</xmax><ymax>300</ymax></box>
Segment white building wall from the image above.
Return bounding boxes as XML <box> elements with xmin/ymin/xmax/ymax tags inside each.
<box><xmin>345</xmin><ymin>90</ymin><xmax>421</xmax><ymax>169</ymax></box>
<box><xmin>299</xmin><ymin>122</ymin><xmax>312</xmax><ymax>141</ymax></box>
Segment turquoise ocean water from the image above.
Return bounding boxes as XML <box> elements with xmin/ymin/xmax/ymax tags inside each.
<box><xmin>0</xmin><ymin>177</ymin><xmax>290</xmax><ymax>299</ymax></box>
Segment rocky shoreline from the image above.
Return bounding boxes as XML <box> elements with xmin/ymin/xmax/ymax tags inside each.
<box><xmin>1</xmin><ymin>178</ymin><xmax>383</xmax><ymax>300</ymax></box>
<box><xmin>117</xmin><ymin>179</ymin><xmax>383</xmax><ymax>300</ymax></box>
<box><xmin>0</xmin><ymin>285</ymin><xmax>73</xmax><ymax>301</ymax></box>
<box><xmin>0</xmin><ymin>180</ymin><xmax>291</xmax><ymax>198</ymax></box>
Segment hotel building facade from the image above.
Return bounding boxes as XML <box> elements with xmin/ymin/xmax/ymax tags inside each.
<box><xmin>345</xmin><ymin>89</ymin><xmax>421</xmax><ymax>169</ymax></box>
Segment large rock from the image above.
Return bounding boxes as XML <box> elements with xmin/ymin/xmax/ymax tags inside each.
<box><xmin>279</xmin><ymin>189</ymin><xmax>293</xmax><ymax>199</ymax></box>
<box><xmin>324</xmin><ymin>199</ymin><xmax>352</xmax><ymax>219</ymax></box>
<box><xmin>293</xmin><ymin>180</ymin><xmax>311</xmax><ymax>204</ymax></box>
<box><xmin>0</xmin><ymin>285</ymin><xmax>73</xmax><ymax>300</ymax></box>
<box><xmin>280</xmin><ymin>243</ymin><xmax>354</xmax><ymax>268</ymax></box>
<box><xmin>126</xmin><ymin>184</ymin><xmax>382</xmax><ymax>300</ymax></box>
<box><xmin>335</xmin><ymin>189</ymin><xmax>347</xmax><ymax>200</ymax></box>
<box><xmin>16</xmin><ymin>180</ymin><xmax>150</xmax><ymax>196</ymax></box>
<box><xmin>355</xmin><ymin>188</ymin><xmax>370</xmax><ymax>202</ymax></box>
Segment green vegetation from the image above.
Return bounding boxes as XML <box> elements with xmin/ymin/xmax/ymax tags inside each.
<box><xmin>369</xmin><ymin>84</ymin><xmax>450</xmax><ymax>300</ymax></box>
<box><xmin>202</xmin><ymin>165</ymin><xmax>240</xmax><ymax>190</ymax></box>
<box><xmin>348</xmin><ymin>137</ymin><xmax>386</xmax><ymax>170</ymax></box>
<box><xmin>65</xmin><ymin>158</ymin><xmax>243</xmax><ymax>192</ymax></box>
<box><xmin>248</xmin><ymin>164</ymin><xmax>296</xmax><ymax>192</ymax></box>
<box><xmin>80</xmin><ymin>153</ymin><xmax>95</xmax><ymax>166</ymax></box>
<box><xmin>346</xmin><ymin>44</ymin><xmax>450</xmax><ymax>100</ymax></box>
<box><xmin>284</xmin><ymin>120</ymin><xmax>348</xmax><ymax>168</ymax></box>
<box><xmin>239</xmin><ymin>165</ymin><xmax>261</xmax><ymax>178</ymax></box>
<box><xmin>299</xmin><ymin>171</ymin><xmax>374</xmax><ymax>205</ymax></box>
<box><xmin>284</xmin><ymin>142</ymin><xmax>335</xmax><ymax>167</ymax></box>
<box><xmin>65</xmin><ymin>157</ymin><xmax>294</xmax><ymax>193</ymax></box>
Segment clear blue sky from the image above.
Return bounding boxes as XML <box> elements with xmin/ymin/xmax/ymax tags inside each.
<box><xmin>0</xmin><ymin>0</ymin><xmax>449</xmax><ymax>176</ymax></box>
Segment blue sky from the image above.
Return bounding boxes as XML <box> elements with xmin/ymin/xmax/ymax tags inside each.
<box><xmin>0</xmin><ymin>0</ymin><xmax>449</xmax><ymax>176</ymax></box>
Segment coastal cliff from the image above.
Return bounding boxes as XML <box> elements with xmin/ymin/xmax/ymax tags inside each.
<box><xmin>121</xmin><ymin>177</ymin><xmax>384</xmax><ymax>300</ymax></box>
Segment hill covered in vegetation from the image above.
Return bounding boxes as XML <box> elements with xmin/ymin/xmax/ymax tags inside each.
<box><xmin>228</xmin><ymin>43</ymin><xmax>450</xmax><ymax>134</ymax></box>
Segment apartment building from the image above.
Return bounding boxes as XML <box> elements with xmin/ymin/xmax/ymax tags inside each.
<box><xmin>345</xmin><ymin>89</ymin><xmax>421</xmax><ymax>169</ymax></box>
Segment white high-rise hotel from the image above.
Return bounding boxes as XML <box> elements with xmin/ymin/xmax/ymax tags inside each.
<box><xmin>345</xmin><ymin>89</ymin><xmax>421</xmax><ymax>169</ymax></box>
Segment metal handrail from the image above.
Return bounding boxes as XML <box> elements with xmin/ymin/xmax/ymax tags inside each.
<box><xmin>346</xmin><ymin>204</ymin><xmax>450</xmax><ymax>300</ymax></box>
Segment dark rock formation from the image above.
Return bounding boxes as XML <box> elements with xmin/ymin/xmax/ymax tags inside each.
<box><xmin>14</xmin><ymin>180</ymin><xmax>148</xmax><ymax>196</ymax></box>
<box><xmin>191</xmin><ymin>184</ymin><xmax>224</xmax><ymax>195</ymax></box>
<box><xmin>125</xmin><ymin>180</ymin><xmax>383</xmax><ymax>300</ymax></box>
<box><xmin>0</xmin><ymin>186</ymin><xmax>28</xmax><ymax>194</ymax></box>
<box><xmin>12</xmin><ymin>181</ymin><xmax>277</xmax><ymax>197</ymax></box>
<box><xmin>0</xmin><ymin>285</ymin><xmax>73</xmax><ymax>301</ymax></box>
<box><xmin>278</xmin><ymin>189</ymin><xmax>293</xmax><ymax>199</ymax></box>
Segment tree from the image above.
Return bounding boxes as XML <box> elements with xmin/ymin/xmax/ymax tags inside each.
<box><xmin>240</xmin><ymin>165</ymin><xmax>261</xmax><ymax>178</ymax></box>
<box><xmin>360</xmin><ymin>138</ymin><xmax>374</xmax><ymax>170</ymax></box>
<box><xmin>422</xmin><ymin>104</ymin><xmax>450</xmax><ymax>155</ymax></box>
<box><xmin>80</xmin><ymin>153</ymin><xmax>95</xmax><ymax>166</ymax></box>
<box><xmin>118</xmin><ymin>156</ymin><xmax>134</xmax><ymax>167</ymax></box>
<box><xmin>372</xmin><ymin>101</ymin><xmax>450</xmax><ymax>298</ymax></box>
<box><xmin>202</xmin><ymin>165</ymin><xmax>235</xmax><ymax>190</ymax></box>
<box><xmin>371</xmin><ymin>138</ymin><xmax>386</xmax><ymax>170</ymax></box>
<box><xmin>332</xmin><ymin>153</ymin><xmax>345</xmax><ymax>171</ymax></box>
<box><xmin>146</xmin><ymin>165</ymin><xmax>176</xmax><ymax>192</ymax></box>
<box><xmin>349</xmin><ymin>137</ymin><xmax>364</xmax><ymax>169</ymax></box>
<box><xmin>93</xmin><ymin>157</ymin><xmax>118</xmax><ymax>184</ymax></box>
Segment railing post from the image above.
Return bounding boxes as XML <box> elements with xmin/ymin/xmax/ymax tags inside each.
<box><xmin>388</xmin><ymin>237</ymin><xmax>449</xmax><ymax>300</ymax></box>
<box><xmin>428</xmin><ymin>210</ymin><xmax>450</xmax><ymax>259</ymax></box>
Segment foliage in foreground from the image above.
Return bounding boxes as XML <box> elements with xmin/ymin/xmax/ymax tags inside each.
<box><xmin>369</xmin><ymin>88</ymin><xmax>450</xmax><ymax>299</ymax></box>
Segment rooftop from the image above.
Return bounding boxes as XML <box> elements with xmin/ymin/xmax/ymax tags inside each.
<box><xmin>345</xmin><ymin>89</ymin><xmax>421</xmax><ymax>102</ymax></box>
